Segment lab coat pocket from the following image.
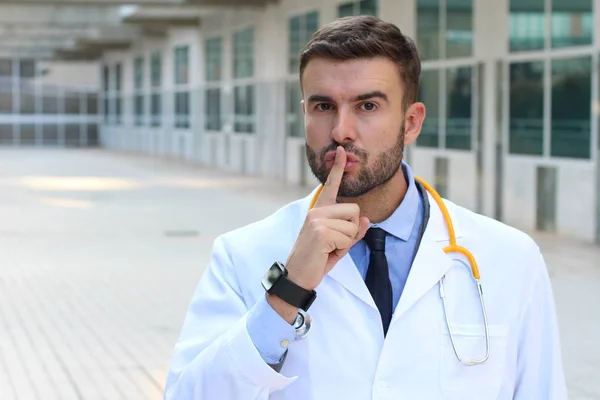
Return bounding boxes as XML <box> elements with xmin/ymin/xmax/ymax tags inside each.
<box><xmin>439</xmin><ymin>323</ymin><xmax>509</xmax><ymax>400</ymax></box>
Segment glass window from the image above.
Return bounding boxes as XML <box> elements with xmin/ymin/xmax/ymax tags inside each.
<box><xmin>205</xmin><ymin>37</ymin><xmax>223</xmax><ymax>82</ymax></box>
<box><xmin>509</xmin><ymin>0</ymin><xmax>545</xmax><ymax>52</ymax></box>
<box><xmin>115</xmin><ymin>63</ymin><xmax>122</xmax><ymax>125</ymax></box>
<box><xmin>205</xmin><ymin>38</ymin><xmax>222</xmax><ymax>131</ymax></box>
<box><xmin>135</xmin><ymin>95</ymin><xmax>144</xmax><ymax>126</ymax></box>
<box><xmin>306</xmin><ymin>12</ymin><xmax>319</xmax><ymax>39</ymax></box>
<box><xmin>150</xmin><ymin>53</ymin><xmax>162</xmax><ymax>127</ymax></box>
<box><xmin>151</xmin><ymin>93</ymin><xmax>161</xmax><ymax>127</ymax></box>
<box><xmin>0</xmin><ymin>124</ymin><xmax>12</xmax><ymax>144</ymax></box>
<box><xmin>41</xmin><ymin>86</ymin><xmax>57</xmax><ymax>114</ymax></box>
<box><xmin>65</xmin><ymin>91</ymin><xmax>80</xmax><ymax>115</ymax></box>
<box><xmin>289</xmin><ymin>16</ymin><xmax>301</xmax><ymax>72</ymax></box>
<box><xmin>234</xmin><ymin>28</ymin><xmax>254</xmax><ymax>79</ymax></box>
<box><xmin>115</xmin><ymin>97</ymin><xmax>122</xmax><ymax>124</ymax></box>
<box><xmin>0</xmin><ymin>59</ymin><xmax>12</xmax><ymax>77</ymax></box>
<box><xmin>446</xmin><ymin>66</ymin><xmax>472</xmax><ymax>149</ymax></box>
<box><xmin>205</xmin><ymin>88</ymin><xmax>221</xmax><ymax>131</ymax></box>
<box><xmin>417</xmin><ymin>0</ymin><xmax>441</xmax><ymax>60</ymax></box>
<box><xmin>550</xmin><ymin>56</ymin><xmax>591</xmax><ymax>158</ymax></box>
<box><xmin>417</xmin><ymin>69</ymin><xmax>440</xmax><ymax>147</ymax></box>
<box><xmin>551</xmin><ymin>0</ymin><xmax>593</xmax><ymax>48</ymax></box>
<box><xmin>134</xmin><ymin>57</ymin><xmax>144</xmax><ymax>126</ymax></box>
<box><xmin>174</xmin><ymin>47</ymin><xmax>189</xmax><ymax>128</ymax></box>
<box><xmin>234</xmin><ymin>84</ymin><xmax>255</xmax><ymax>133</ymax></box>
<box><xmin>509</xmin><ymin>61</ymin><xmax>544</xmax><ymax>155</ymax></box>
<box><xmin>19</xmin><ymin>86</ymin><xmax>35</xmax><ymax>114</ymax></box>
<box><xmin>115</xmin><ymin>63</ymin><xmax>122</xmax><ymax>92</ymax></box>
<box><xmin>174</xmin><ymin>46</ymin><xmax>189</xmax><ymax>85</ymax></box>
<box><xmin>102</xmin><ymin>66</ymin><xmax>110</xmax><ymax>92</ymax></box>
<box><xmin>286</xmin><ymin>80</ymin><xmax>303</xmax><ymax>137</ymax></box>
<box><xmin>134</xmin><ymin>57</ymin><xmax>144</xmax><ymax>90</ymax></box>
<box><xmin>87</xmin><ymin>93</ymin><xmax>98</xmax><ymax>115</ymax></box>
<box><xmin>287</xmin><ymin>11</ymin><xmax>318</xmax><ymax>137</ymax></box>
<box><xmin>174</xmin><ymin>91</ymin><xmax>190</xmax><ymax>129</ymax></box>
<box><xmin>446</xmin><ymin>0</ymin><xmax>473</xmax><ymax>58</ymax></box>
<box><xmin>65</xmin><ymin>124</ymin><xmax>80</xmax><ymax>147</ymax></box>
<box><xmin>87</xmin><ymin>124</ymin><xmax>99</xmax><ymax>147</ymax></box>
<box><xmin>338</xmin><ymin>3</ymin><xmax>355</xmax><ymax>17</ymax></box>
<box><xmin>103</xmin><ymin>98</ymin><xmax>109</xmax><ymax>122</ymax></box>
<box><xmin>337</xmin><ymin>0</ymin><xmax>378</xmax><ymax>17</ymax></box>
<box><xmin>360</xmin><ymin>0</ymin><xmax>378</xmax><ymax>15</ymax></box>
<box><xmin>42</xmin><ymin>125</ymin><xmax>58</xmax><ymax>146</ymax></box>
<box><xmin>418</xmin><ymin>0</ymin><xmax>472</xmax><ymax>60</ymax></box>
<box><xmin>20</xmin><ymin>124</ymin><xmax>35</xmax><ymax>145</ymax></box>
<box><xmin>289</xmin><ymin>11</ymin><xmax>319</xmax><ymax>73</ymax></box>
<box><xmin>19</xmin><ymin>60</ymin><xmax>35</xmax><ymax>78</ymax></box>
<box><xmin>151</xmin><ymin>53</ymin><xmax>162</xmax><ymax>88</ymax></box>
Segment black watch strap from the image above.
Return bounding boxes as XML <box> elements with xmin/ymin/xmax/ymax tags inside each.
<box><xmin>270</xmin><ymin>274</ymin><xmax>316</xmax><ymax>311</ymax></box>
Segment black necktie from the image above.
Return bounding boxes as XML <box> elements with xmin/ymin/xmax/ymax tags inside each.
<box><xmin>364</xmin><ymin>227</ymin><xmax>393</xmax><ymax>336</ymax></box>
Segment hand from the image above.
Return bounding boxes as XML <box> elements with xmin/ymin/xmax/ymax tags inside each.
<box><xmin>268</xmin><ymin>146</ymin><xmax>370</xmax><ymax>323</ymax></box>
<box><xmin>285</xmin><ymin>146</ymin><xmax>370</xmax><ymax>291</ymax></box>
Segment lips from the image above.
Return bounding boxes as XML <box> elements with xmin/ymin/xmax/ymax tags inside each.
<box><xmin>324</xmin><ymin>151</ymin><xmax>360</xmax><ymax>164</ymax></box>
<box><xmin>324</xmin><ymin>150</ymin><xmax>360</xmax><ymax>171</ymax></box>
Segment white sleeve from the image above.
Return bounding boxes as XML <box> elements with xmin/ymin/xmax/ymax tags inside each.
<box><xmin>163</xmin><ymin>235</ymin><xmax>297</xmax><ymax>400</ymax></box>
<box><xmin>513</xmin><ymin>246</ymin><xmax>568</xmax><ymax>399</ymax></box>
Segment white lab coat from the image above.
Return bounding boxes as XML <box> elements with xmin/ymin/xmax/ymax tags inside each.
<box><xmin>163</xmin><ymin>187</ymin><xmax>567</xmax><ymax>400</ymax></box>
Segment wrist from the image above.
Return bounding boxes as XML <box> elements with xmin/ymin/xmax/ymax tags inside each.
<box><xmin>285</xmin><ymin>266</ymin><xmax>318</xmax><ymax>292</ymax></box>
<box><xmin>266</xmin><ymin>293</ymin><xmax>298</xmax><ymax>325</ymax></box>
<box><xmin>261</xmin><ymin>262</ymin><xmax>318</xmax><ymax>311</ymax></box>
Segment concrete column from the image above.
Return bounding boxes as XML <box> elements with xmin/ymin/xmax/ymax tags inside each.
<box><xmin>474</xmin><ymin>0</ymin><xmax>509</xmax><ymax>219</ymax></box>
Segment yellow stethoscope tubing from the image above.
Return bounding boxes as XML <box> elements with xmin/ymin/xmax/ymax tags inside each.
<box><xmin>308</xmin><ymin>175</ymin><xmax>490</xmax><ymax>366</ymax></box>
<box><xmin>308</xmin><ymin>176</ymin><xmax>481</xmax><ymax>280</ymax></box>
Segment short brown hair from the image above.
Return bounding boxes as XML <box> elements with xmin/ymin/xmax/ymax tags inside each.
<box><xmin>299</xmin><ymin>15</ymin><xmax>421</xmax><ymax>110</ymax></box>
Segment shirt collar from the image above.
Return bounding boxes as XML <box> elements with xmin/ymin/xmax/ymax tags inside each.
<box><xmin>370</xmin><ymin>161</ymin><xmax>420</xmax><ymax>242</ymax></box>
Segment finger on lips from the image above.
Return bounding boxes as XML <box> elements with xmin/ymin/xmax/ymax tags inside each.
<box><xmin>316</xmin><ymin>146</ymin><xmax>346</xmax><ymax>207</ymax></box>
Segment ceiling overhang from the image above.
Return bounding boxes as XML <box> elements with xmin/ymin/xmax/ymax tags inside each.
<box><xmin>119</xmin><ymin>5</ymin><xmax>207</xmax><ymax>27</ymax></box>
<box><xmin>0</xmin><ymin>0</ymin><xmax>278</xmax><ymax>61</ymax></box>
<box><xmin>0</xmin><ymin>0</ymin><xmax>185</xmax><ymax>5</ymax></box>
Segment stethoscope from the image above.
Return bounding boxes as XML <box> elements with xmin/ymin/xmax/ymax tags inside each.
<box><xmin>308</xmin><ymin>175</ymin><xmax>490</xmax><ymax>366</ymax></box>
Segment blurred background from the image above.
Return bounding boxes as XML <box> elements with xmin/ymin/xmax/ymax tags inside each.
<box><xmin>0</xmin><ymin>0</ymin><xmax>598</xmax><ymax>399</ymax></box>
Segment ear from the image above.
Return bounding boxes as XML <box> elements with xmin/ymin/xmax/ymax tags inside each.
<box><xmin>403</xmin><ymin>102</ymin><xmax>426</xmax><ymax>146</ymax></box>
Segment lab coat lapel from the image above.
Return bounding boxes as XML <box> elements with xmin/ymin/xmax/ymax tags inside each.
<box><xmin>326</xmin><ymin>253</ymin><xmax>377</xmax><ymax>309</ymax></box>
<box><xmin>393</xmin><ymin>192</ymin><xmax>461</xmax><ymax>320</ymax></box>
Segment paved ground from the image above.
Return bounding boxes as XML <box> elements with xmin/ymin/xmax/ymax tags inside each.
<box><xmin>0</xmin><ymin>148</ymin><xmax>598</xmax><ymax>400</ymax></box>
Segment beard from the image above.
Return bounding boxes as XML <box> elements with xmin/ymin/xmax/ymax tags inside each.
<box><xmin>306</xmin><ymin>124</ymin><xmax>405</xmax><ymax>198</ymax></box>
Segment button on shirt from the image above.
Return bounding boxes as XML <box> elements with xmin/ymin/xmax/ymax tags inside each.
<box><xmin>246</xmin><ymin>161</ymin><xmax>425</xmax><ymax>364</ymax></box>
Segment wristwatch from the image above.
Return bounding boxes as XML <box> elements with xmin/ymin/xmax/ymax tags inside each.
<box><xmin>261</xmin><ymin>261</ymin><xmax>317</xmax><ymax>311</ymax></box>
<box><xmin>293</xmin><ymin>309</ymin><xmax>312</xmax><ymax>340</ymax></box>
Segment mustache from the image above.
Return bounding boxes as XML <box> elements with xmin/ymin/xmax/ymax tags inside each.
<box><xmin>320</xmin><ymin>142</ymin><xmax>368</xmax><ymax>161</ymax></box>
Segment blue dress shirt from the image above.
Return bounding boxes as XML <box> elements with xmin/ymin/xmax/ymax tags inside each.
<box><xmin>246</xmin><ymin>161</ymin><xmax>425</xmax><ymax>364</ymax></box>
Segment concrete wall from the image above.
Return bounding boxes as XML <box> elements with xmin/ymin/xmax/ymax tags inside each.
<box><xmin>503</xmin><ymin>158</ymin><xmax>597</xmax><ymax>241</ymax></box>
<box><xmin>37</xmin><ymin>61</ymin><xmax>100</xmax><ymax>89</ymax></box>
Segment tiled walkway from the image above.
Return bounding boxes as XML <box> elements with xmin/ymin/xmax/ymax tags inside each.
<box><xmin>0</xmin><ymin>148</ymin><xmax>598</xmax><ymax>399</ymax></box>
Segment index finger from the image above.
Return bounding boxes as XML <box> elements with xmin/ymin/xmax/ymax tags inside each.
<box><xmin>315</xmin><ymin>146</ymin><xmax>346</xmax><ymax>207</ymax></box>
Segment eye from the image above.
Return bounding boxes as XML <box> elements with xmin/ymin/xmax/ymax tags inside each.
<box><xmin>316</xmin><ymin>103</ymin><xmax>334</xmax><ymax>111</ymax></box>
<box><xmin>360</xmin><ymin>102</ymin><xmax>378</xmax><ymax>111</ymax></box>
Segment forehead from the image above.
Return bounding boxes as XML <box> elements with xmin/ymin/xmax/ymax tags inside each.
<box><xmin>301</xmin><ymin>56</ymin><xmax>403</xmax><ymax>98</ymax></box>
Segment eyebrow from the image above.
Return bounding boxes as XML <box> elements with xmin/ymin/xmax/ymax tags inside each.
<box><xmin>307</xmin><ymin>91</ymin><xmax>389</xmax><ymax>104</ymax></box>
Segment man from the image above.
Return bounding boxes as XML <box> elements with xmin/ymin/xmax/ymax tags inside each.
<box><xmin>164</xmin><ymin>16</ymin><xmax>567</xmax><ymax>399</ymax></box>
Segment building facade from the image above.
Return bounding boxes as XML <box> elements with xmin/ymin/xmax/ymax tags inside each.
<box><xmin>97</xmin><ymin>0</ymin><xmax>600</xmax><ymax>243</ymax></box>
<box><xmin>0</xmin><ymin>59</ymin><xmax>100</xmax><ymax>148</ymax></box>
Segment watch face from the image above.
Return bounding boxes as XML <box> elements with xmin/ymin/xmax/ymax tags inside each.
<box><xmin>261</xmin><ymin>263</ymin><xmax>283</xmax><ymax>291</ymax></box>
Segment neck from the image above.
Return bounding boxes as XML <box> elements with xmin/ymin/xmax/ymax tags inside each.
<box><xmin>337</xmin><ymin>168</ymin><xmax>408</xmax><ymax>224</ymax></box>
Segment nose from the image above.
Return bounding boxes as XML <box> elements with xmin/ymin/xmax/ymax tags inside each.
<box><xmin>331</xmin><ymin>106</ymin><xmax>357</xmax><ymax>144</ymax></box>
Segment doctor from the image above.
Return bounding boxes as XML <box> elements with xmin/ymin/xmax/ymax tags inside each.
<box><xmin>164</xmin><ymin>15</ymin><xmax>567</xmax><ymax>399</ymax></box>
